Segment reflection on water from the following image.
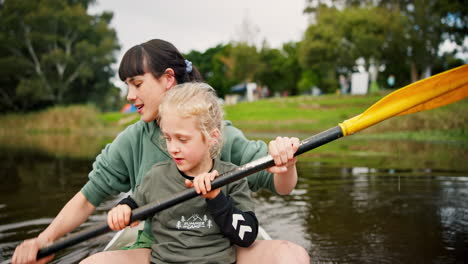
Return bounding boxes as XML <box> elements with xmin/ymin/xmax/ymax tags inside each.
<box><xmin>255</xmin><ymin>165</ymin><xmax>468</xmax><ymax>263</ymax></box>
<box><xmin>0</xmin><ymin>147</ymin><xmax>116</xmax><ymax>263</ymax></box>
<box><xmin>1</xmin><ymin>139</ymin><xmax>467</xmax><ymax>263</ymax></box>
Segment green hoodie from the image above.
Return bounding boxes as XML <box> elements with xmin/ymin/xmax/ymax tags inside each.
<box><xmin>81</xmin><ymin>120</ymin><xmax>275</xmax><ymax>207</ymax></box>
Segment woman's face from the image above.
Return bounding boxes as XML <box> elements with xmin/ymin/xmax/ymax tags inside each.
<box><xmin>125</xmin><ymin>72</ymin><xmax>174</xmax><ymax>122</ymax></box>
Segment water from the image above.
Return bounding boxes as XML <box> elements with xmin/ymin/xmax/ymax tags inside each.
<box><xmin>0</xmin><ymin>137</ymin><xmax>467</xmax><ymax>263</ymax></box>
<box><xmin>255</xmin><ymin>167</ymin><xmax>468</xmax><ymax>263</ymax></box>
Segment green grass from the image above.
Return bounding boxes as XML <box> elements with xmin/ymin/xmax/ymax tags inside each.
<box><xmin>0</xmin><ymin>93</ymin><xmax>466</xmax><ymax>143</ymax></box>
<box><xmin>225</xmin><ymin>93</ymin><xmax>383</xmax><ymax>133</ymax></box>
<box><xmin>98</xmin><ymin>112</ymin><xmax>128</xmax><ymax>124</ymax></box>
<box><xmin>224</xmin><ymin>93</ymin><xmax>468</xmax><ymax>142</ymax></box>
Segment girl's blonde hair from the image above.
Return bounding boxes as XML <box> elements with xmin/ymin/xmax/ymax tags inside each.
<box><xmin>158</xmin><ymin>82</ymin><xmax>224</xmax><ymax>159</ymax></box>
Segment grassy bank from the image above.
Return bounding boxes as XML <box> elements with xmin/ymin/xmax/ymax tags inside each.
<box><xmin>0</xmin><ymin>94</ymin><xmax>466</xmax><ymax>140</ymax></box>
<box><xmin>0</xmin><ymin>105</ymin><xmax>105</xmax><ymax>133</ymax></box>
<box><xmin>0</xmin><ymin>95</ymin><xmax>466</xmax><ymax>166</ymax></box>
<box><xmin>223</xmin><ymin>93</ymin><xmax>467</xmax><ymax>171</ymax></box>
<box><xmin>224</xmin><ymin>93</ymin><xmax>468</xmax><ymax>143</ymax></box>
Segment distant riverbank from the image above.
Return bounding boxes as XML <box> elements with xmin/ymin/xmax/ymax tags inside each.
<box><xmin>1</xmin><ymin>93</ymin><xmax>466</xmax><ymax>142</ymax></box>
<box><xmin>223</xmin><ymin>93</ymin><xmax>468</xmax><ymax>143</ymax></box>
<box><xmin>0</xmin><ymin>94</ymin><xmax>466</xmax><ymax>168</ymax></box>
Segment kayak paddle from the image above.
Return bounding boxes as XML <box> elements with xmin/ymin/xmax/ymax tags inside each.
<box><xmin>36</xmin><ymin>64</ymin><xmax>467</xmax><ymax>260</ymax></box>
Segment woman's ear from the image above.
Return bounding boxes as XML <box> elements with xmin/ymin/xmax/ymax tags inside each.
<box><xmin>163</xmin><ymin>68</ymin><xmax>176</xmax><ymax>90</ymax></box>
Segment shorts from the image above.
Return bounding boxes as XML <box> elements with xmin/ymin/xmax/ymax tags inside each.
<box><xmin>122</xmin><ymin>230</ymin><xmax>154</xmax><ymax>250</ymax></box>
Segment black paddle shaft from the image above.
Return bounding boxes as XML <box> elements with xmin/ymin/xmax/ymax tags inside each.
<box><xmin>36</xmin><ymin>126</ymin><xmax>343</xmax><ymax>260</ymax></box>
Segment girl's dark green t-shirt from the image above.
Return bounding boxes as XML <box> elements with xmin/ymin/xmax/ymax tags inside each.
<box><xmin>133</xmin><ymin>159</ymin><xmax>253</xmax><ymax>263</ymax></box>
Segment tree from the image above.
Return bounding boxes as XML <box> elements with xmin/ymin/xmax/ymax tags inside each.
<box><xmin>299</xmin><ymin>6</ymin><xmax>352</xmax><ymax>93</ymax></box>
<box><xmin>380</xmin><ymin>0</ymin><xmax>467</xmax><ymax>81</ymax></box>
<box><xmin>185</xmin><ymin>44</ymin><xmax>236</xmax><ymax>98</ymax></box>
<box><xmin>0</xmin><ymin>0</ymin><xmax>119</xmax><ymax>112</ymax></box>
<box><xmin>255</xmin><ymin>41</ymin><xmax>305</xmax><ymax>96</ymax></box>
<box><xmin>225</xmin><ymin>42</ymin><xmax>260</xmax><ymax>83</ymax></box>
<box><xmin>342</xmin><ymin>6</ymin><xmax>407</xmax><ymax>89</ymax></box>
<box><xmin>255</xmin><ymin>43</ymin><xmax>288</xmax><ymax>95</ymax></box>
<box><xmin>186</xmin><ymin>42</ymin><xmax>265</xmax><ymax>99</ymax></box>
<box><xmin>432</xmin><ymin>51</ymin><xmax>465</xmax><ymax>76</ymax></box>
<box><xmin>305</xmin><ymin>0</ymin><xmax>468</xmax><ymax>83</ymax></box>
<box><xmin>281</xmin><ymin>42</ymin><xmax>303</xmax><ymax>95</ymax></box>
<box><xmin>300</xmin><ymin>4</ymin><xmax>407</xmax><ymax>92</ymax></box>
<box><xmin>218</xmin><ymin>13</ymin><xmax>262</xmax><ymax>94</ymax></box>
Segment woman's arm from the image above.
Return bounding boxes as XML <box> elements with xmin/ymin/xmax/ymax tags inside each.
<box><xmin>221</xmin><ymin>123</ymin><xmax>275</xmax><ymax>193</ymax></box>
<box><xmin>41</xmin><ymin>192</ymin><xmax>97</xmax><ymax>240</ymax></box>
<box><xmin>272</xmin><ymin>161</ymin><xmax>298</xmax><ymax>195</ymax></box>
<box><xmin>222</xmin><ymin>123</ymin><xmax>299</xmax><ymax>195</ymax></box>
<box><xmin>12</xmin><ymin>123</ymin><xmax>146</xmax><ymax>264</ymax></box>
<box><xmin>12</xmin><ymin>192</ymin><xmax>96</xmax><ymax>264</ymax></box>
<box><xmin>267</xmin><ymin>137</ymin><xmax>300</xmax><ymax>195</ymax></box>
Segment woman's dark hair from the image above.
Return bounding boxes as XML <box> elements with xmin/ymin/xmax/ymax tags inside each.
<box><xmin>118</xmin><ymin>39</ymin><xmax>202</xmax><ymax>84</ymax></box>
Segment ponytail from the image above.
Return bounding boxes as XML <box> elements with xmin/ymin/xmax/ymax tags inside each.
<box><xmin>185</xmin><ymin>63</ymin><xmax>203</xmax><ymax>83</ymax></box>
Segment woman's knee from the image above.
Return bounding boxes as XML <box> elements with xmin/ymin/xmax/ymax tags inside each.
<box><xmin>237</xmin><ymin>240</ymin><xmax>309</xmax><ymax>264</ymax></box>
<box><xmin>80</xmin><ymin>251</ymin><xmax>110</xmax><ymax>264</ymax></box>
<box><xmin>272</xmin><ymin>240</ymin><xmax>310</xmax><ymax>263</ymax></box>
<box><xmin>80</xmin><ymin>248</ymin><xmax>150</xmax><ymax>264</ymax></box>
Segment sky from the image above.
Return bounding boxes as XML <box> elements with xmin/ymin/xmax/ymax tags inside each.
<box><xmin>88</xmin><ymin>0</ymin><xmax>466</xmax><ymax>90</ymax></box>
<box><xmin>88</xmin><ymin>0</ymin><xmax>310</xmax><ymax>91</ymax></box>
<box><xmin>89</xmin><ymin>0</ymin><xmax>309</xmax><ymax>61</ymax></box>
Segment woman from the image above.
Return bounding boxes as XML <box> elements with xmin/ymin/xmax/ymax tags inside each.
<box><xmin>12</xmin><ymin>39</ymin><xmax>310</xmax><ymax>264</ymax></box>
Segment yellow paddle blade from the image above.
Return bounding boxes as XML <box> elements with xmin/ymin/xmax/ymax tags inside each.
<box><xmin>339</xmin><ymin>64</ymin><xmax>468</xmax><ymax>136</ymax></box>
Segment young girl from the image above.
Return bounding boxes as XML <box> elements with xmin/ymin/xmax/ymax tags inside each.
<box><xmin>12</xmin><ymin>39</ymin><xmax>309</xmax><ymax>264</ymax></box>
<box><xmin>107</xmin><ymin>83</ymin><xmax>261</xmax><ymax>263</ymax></box>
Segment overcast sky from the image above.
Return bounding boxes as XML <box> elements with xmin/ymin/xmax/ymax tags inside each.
<box><xmin>89</xmin><ymin>0</ymin><xmax>309</xmax><ymax>61</ymax></box>
<box><xmin>88</xmin><ymin>0</ymin><xmax>465</xmax><ymax>90</ymax></box>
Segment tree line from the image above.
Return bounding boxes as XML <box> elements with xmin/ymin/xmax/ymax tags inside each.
<box><xmin>0</xmin><ymin>0</ymin><xmax>466</xmax><ymax>113</ymax></box>
<box><xmin>0</xmin><ymin>0</ymin><xmax>120</xmax><ymax>112</ymax></box>
<box><xmin>187</xmin><ymin>0</ymin><xmax>466</xmax><ymax>98</ymax></box>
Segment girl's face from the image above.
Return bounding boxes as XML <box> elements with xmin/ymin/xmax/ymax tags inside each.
<box><xmin>161</xmin><ymin>112</ymin><xmax>217</xmax><ymax>176</ymax></box>
<box><xmin>125</xmin><ymin>72</ymin><xmax>174</xmax><ymax>123</ymax></box>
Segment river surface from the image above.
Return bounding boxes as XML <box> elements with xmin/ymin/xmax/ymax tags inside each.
<box><xmin>0</xmin><ymin>134</ymin><xmax>467</xmax><ymax>263</ymax></box>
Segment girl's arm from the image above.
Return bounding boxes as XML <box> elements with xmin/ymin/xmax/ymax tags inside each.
<box><xmin>206</xmin><ymin>191</ymin><xmax>258</xmax><ymax>247</ymax></box>
<box><xmin>189</xmin><ymin>171</ymin><xmax>258</xmax><ymax>247</ymax></box>
<box><xmin>12</xmin><ymin>192</ymin><xmax>96</xmax><ymax>264</ymax></box>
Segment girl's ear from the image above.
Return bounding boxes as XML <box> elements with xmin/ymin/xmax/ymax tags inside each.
<box><xmin>163</xmin><ymin>68</ymin><xmax>176</xmax><ymax>90</ymax></box>
<box><xmin>209</xmin><ymin>129</ymin><xmax>220</xmax><ymax>146</ymax></box>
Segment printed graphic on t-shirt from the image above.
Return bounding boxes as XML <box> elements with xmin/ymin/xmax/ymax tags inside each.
<box><xmin>176</xmin><ymin>214</ymin><xmax>213</xmax><ymax>230</ymax></box>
